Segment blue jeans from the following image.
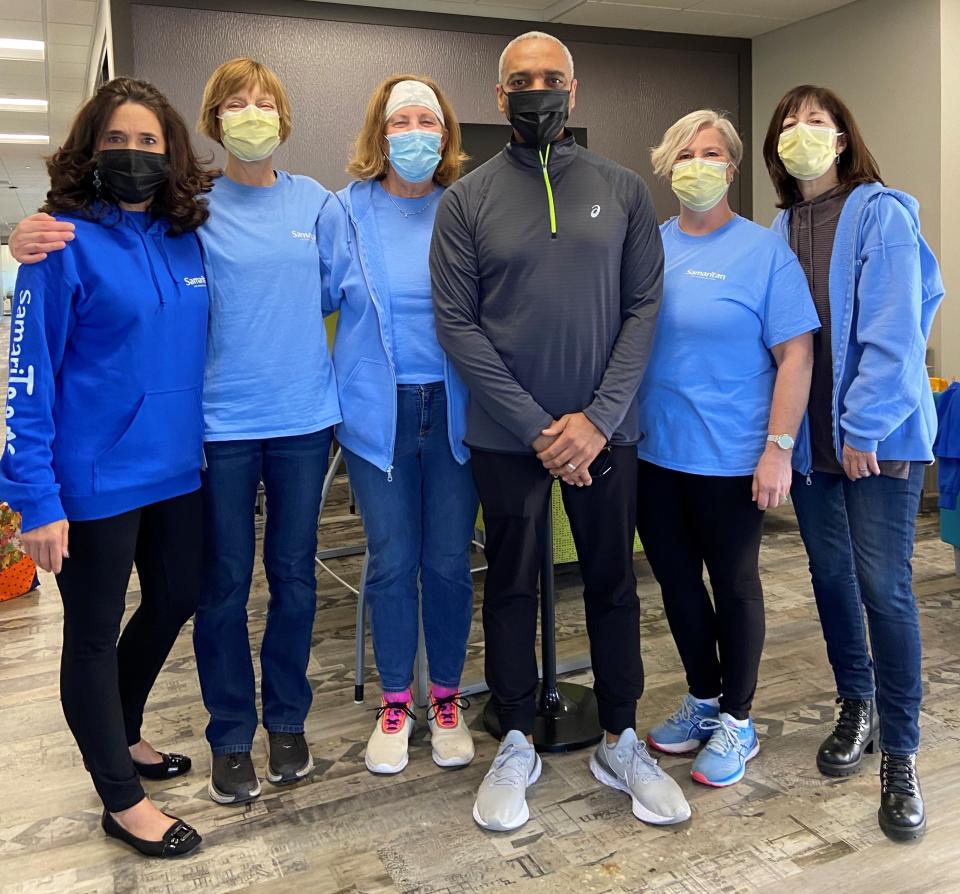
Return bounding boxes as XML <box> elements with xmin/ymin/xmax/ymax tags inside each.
<box><xmin>790</xmin><ymin>464</ymin><xmax>924</xmax><ymax>754</ymax></box>
<box><xmin>194</xmin><ymin>428</ymin><xmax>332</xmax><ymax>753</ymax></box>
<box><xmin>344</xmin><ymin>383</ymin><xmax>478</xmax><ymax>693</ymax></box>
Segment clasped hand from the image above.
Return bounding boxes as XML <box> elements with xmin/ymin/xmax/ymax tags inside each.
<box><xmin>533</xmin><ymin>413</ymin><xmax>607</xmax><ymax>486</ymax></box>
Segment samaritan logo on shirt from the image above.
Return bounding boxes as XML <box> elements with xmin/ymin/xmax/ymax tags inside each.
<box><xmin>291</xmin><ymin>230</ymin><xmax>316</xmax><ymax>242</ymax></box>
<box><xmin>183</xmin><ymin>275</ymin><xmax>207</xmax><ymax>288</ymax></box>
<box><xmin>686</xmin><ymin>268</ymin><xmax>727</xmax><ymax>281</ymax></box>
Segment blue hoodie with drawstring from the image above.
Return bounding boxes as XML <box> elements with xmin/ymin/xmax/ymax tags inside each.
<box><xmin>0</xmin><ymin>209</ymin><xmax>208</xmax><ymax>532</ymax></box>
<box><xmin>772</xmin><ymin>182</ymin><xmax>945</xmax><ymax>474</ymax></box>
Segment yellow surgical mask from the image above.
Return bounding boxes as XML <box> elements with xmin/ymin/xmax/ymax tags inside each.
<box><xmin>219</xmin><ymin>105</ymin><xmax>281</xmax><ymax>162</ymax></box>
<box><xmin>777</xmin><ymin>123</ymin><xmax>841</xmax><ymax>181</ymax></box>
<box><xmin>670</xmin><ymin>159</ymin><xmax>730</xmax><ymax>212</ymax></box>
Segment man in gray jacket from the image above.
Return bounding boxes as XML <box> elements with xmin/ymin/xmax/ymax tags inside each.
<box><xmin>430</xmin><ymin>31</ymin><xmax>690</xmax><ymax>831</ymax></box>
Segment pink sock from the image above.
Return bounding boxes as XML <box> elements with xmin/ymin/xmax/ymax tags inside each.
<box><xmin>383</xmin><ymin>688</ymin><xmax>412</xmax><ymax>704</ymax></box>
<box><xmin>431</xmin><ymin>684</ymin><xmax>459</xmax><ymax>700</ymax></box>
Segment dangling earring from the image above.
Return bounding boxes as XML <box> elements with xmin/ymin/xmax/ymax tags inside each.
<box><xmin>93</xmin><ymin>168</ymin><xmax>102</xmax><ymax>196</ymax></box>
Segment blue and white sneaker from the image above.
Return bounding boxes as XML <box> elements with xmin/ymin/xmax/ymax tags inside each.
<box><xmin>691</xmin><ymin>713</ymin><xmax>759</xmax><ymax>787</ymax></box>
<box><xmin>647</xmin><ymin>693</ymin><xmax>720</xmax><ymax>755</ymax></box>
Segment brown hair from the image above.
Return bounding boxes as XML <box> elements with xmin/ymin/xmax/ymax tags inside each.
<box><xmin>197</xmin><ymin>58</ymin><xmax>292</xmax><ymax>145</ymax></box>
<box><xmin>762</xmin><ymin>85</ymin><xmax>883</xmax><ymax>209</ymax></box>
<box><xmin>42</xmin><ymin>77</ymin><xmax>211</xmax><ymax>234</ymax></box>
<box><xmin>347</xmin><ymin>74</ymin><xmax>467</xmax><ymax>186</ymax></box>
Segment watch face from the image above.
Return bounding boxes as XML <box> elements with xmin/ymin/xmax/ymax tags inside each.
<box><xmin>779</xmin><ymin>435</ymin><xmax>794</xmax><ymax>449</ymax></box>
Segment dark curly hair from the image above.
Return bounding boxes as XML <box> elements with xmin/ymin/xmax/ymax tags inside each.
<box><xmin>42</xmin><ymin>77</ymin><xmax>211</xmax><ymax>234</ymax></box>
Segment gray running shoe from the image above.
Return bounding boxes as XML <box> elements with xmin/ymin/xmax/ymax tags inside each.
<box><xmin>590</xmin><ymin>728</ymin><xmax>691</xmax><ymax>824</ymax></box>
<box><xmin>472</xmin><ymin>729</ymin><xmax>542</xmax><ymax>832</ymax></box>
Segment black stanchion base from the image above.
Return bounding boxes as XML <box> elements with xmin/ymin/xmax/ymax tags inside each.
<box><xmin>482</xmin><ymin>681</ymin><xmax>603</xmax><ymax>753</ymax></box>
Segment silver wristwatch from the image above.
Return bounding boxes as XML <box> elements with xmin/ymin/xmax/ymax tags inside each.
<box><xmin>767</xmin><ymin>433</ymin><xmax>795</xmax><ymax>450</ymax></box>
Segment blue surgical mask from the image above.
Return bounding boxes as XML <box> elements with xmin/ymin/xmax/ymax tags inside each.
<box><xmin>386</xmin><ymin>130</ymin><xmax>442</xmax><ymax>184</ymax></box>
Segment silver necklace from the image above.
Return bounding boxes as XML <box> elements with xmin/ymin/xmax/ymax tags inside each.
<box><xmin>384</xmin><ymin>188</ymin><xmax>436</xmax><ymax>218</ymax></box>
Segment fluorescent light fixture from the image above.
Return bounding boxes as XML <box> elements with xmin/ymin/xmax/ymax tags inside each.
<box><xmin>0</xmin><ymin>39</ymin><xmax>45</xmax><ymax>62</ymax></box>
<box><xmin>0</xmin><ymin>133</ymin><xmax>49</xmax><ymax>144</ymax></box>
<box><xmin>0</xmin><ymin>98</ymin><xmax>48</xmax><ymax>112</ymax></box>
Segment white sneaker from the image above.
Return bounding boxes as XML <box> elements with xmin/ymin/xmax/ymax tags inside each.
<box><xmin>365</xmin><ymin>697</ymin><xmax>415</xmax><ymax>774</ymax></box>
<box><xmin>590</xmin><ymin>728</ymin><xmax>692</xmax><ymax>824</ymax></box>
<box><xmin>428</xmin><ymin>690</ymin><xmax>475</xmax><ymax>768</ymax></box>
<box><xmin>473</xmin><ymin>730</ymin><xmax>541</xmax><ymax>832</ymax></box>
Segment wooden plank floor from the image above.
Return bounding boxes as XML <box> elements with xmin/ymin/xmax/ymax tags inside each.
<box><xmin>2</xmin><ymin>482</ymin><xmax>960</xmax><ymax>892</ymax></box>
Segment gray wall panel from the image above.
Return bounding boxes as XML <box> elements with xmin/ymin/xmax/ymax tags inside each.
<box><xmin>130</xmin><ymin>4</ymin><xmax>743</xmax><ymax>218</ymax></box>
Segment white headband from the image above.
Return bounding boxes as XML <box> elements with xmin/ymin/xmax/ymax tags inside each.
<box><xmin>384</xmin><ymin>80</ymin><xmax>444</xmax><ymax>125</ymax></box>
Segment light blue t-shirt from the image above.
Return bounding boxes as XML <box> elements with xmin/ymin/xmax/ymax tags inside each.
<box><xmin>637</xmin><ymin>215</ymin><xmax>819</xmax><ymax>476</ymax></box>
<box><xmin>200</xmin><ymin>171</ymin><xmax>341</xmax><ymax>440</ymax></box>
<box><xmin>371</xmin><ymin>183</ymin><xmax>445</xmax><ymax>384</ymax></box>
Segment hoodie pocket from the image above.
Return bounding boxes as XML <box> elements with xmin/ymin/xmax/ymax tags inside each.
<box><xmin>338</xmin><ymin>358</ymin><xmax>391</xmax><ymax>448</ymax></box>
<box><xmin>94</xmin><ymin>387</ymin><xmax>203</xmax><ymax>493</ymax></box>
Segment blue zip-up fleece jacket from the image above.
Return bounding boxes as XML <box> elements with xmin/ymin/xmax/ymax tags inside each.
<box><xmin>0</xmin><ymin>209</ymin><xmax>208</xmax><ymax>531</ymax></box>
<box><xmin>331</xmin><ymin>180</ymin><xmax>469</xmax><ymax>474</ymax></box>
<box><xmin>934</xmin><ymin>382</ymin><xmax>960</xmax><ymax>510</ymax></box>
<box><xmin>773</xmin><ymin>183</ymin><xmax>944</xmax><ymax>473</ymax></box>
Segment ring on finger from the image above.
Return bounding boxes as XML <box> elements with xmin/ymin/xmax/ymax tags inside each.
<box><xmin>566</xmin><ymin>463</ymin><xmax>577</xmax><ymax>472</ymax></box>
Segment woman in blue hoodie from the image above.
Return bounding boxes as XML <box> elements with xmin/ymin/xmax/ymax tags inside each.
<box><xmin>763</xmin><ymin>85</ymin><xmax>945</xmax><ymax>843</ymax></box>
<box><xmin>333</xmin><ymin>75</ymin><xmax>478</xmax><ymax>776</ymax></box>
<box><xmin>0</xmin><ymin>78</ymin><xmax>209</xmax><ymax>857</ymax></box>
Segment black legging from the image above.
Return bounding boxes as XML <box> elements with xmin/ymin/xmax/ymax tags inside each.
<box><xmin>636</xmin><ymin>460</ymin><xmax>765</xmax><ymax>720</ymax></box>
<box><xmin>56</xmin><ymin>490</ymin><xmax>202</xmax><ymax>812</ymax></box>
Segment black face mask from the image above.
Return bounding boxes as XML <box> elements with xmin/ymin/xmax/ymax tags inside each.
<box><xmin>95</xmin><ymin>149</ymin><xmax>170</xmax><ymax>204</ymax></box>
<box><xmin>505</xmin><ymin>89</ymin><xmax>570</xmax><ymax>149</ymax></box>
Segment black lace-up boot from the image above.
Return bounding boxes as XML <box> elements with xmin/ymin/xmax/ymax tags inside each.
<box><xmin>879</xmin><ymin>752</ymin><xmax>925</xmax><ymax>842</ymax></box>
<box><xmin>816</xmin><ymin>697</ymin><xmax>878</xmax><ymax>777</ymax></box>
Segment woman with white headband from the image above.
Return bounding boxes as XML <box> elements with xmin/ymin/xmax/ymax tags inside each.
<box><xmin>330</xmin><ymin>75</ymin><xmax>477</xmax><ymax>775</ymax></box>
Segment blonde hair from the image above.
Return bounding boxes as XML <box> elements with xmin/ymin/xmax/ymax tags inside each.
<box><xmin>197</xmin><ymin>58</ymin><xmax>292</xmax><ymax>145</ymax></box>
<box><xmin>650</xmin><ymin>110</ymin><xmax>742</xmax><ymax>179</ymax></box>
<box><xmin>347</xmin><ymin>73</ymin><xmax>467</xmax><ymax>187</ymax></box>
<box><xmin>498</xmin><ymin>31</ymin><xmax>574</xmax><ymax>84</ymax></box>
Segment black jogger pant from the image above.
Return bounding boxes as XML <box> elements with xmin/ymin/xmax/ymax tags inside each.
<box><xmin>635</xmin><ymin>460</ymin><xmax>765</xmax><ymax>720</ymax></box>
<box><xmin>55</xmin><ymin>490</ymin><xmax>202</xmax><ymax>812</ymax></box>
<box><xmin>471</xmin><ymin>447</ymin><xmax>643</xmax><ymax>736</ymax></box>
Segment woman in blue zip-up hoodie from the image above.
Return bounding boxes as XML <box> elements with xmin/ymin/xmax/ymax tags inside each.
<box><xmin>763</xmin><ymin>85</ymin><xmax>945</xmax><ymax>843</ymax></box>
<box><xmin>332</xmin><ymin>75</ymin><xmax>478</xmax><ymax>776</ymax></box>
<box><xmin>0</xmin><ymin>79</ymin><xmax>208</xmax><ymax>857</ymax></box>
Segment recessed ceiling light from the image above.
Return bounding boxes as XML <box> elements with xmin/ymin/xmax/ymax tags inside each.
<box><xmin>0</xmin><ymin>133</ymin><xmax>49</xmax><ymax>144</ymax></box>
<box><xmin>0</xmin><ymin>98</ymin><xmax>48</xmax><ymax>112</ymax></box>
<box><xmin>0</xmin><ymin>39</ymin><xmax>45</xmax><ymax>62</ymax></box>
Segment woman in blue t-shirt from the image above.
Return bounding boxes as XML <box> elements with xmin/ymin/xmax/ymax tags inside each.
<box><xmin>636</xmin><ymin>110</ymin><xmax>817</xmax><ymax>788</ymax></box>
<box><xmin>763</xmin><ymin>85</ymin><xmax>944</xmax><ymax>843</ymax></box>
<box><xmin>332</xmin><ymin>76</ymin><xmax>478</xmax><ymax>777</ymax></box>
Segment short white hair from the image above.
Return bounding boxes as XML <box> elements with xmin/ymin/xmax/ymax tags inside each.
<box><xmin>498</xmin><ymin>31</ymin><xmax>575</xmax><ymax>85</ymax></box>
<box><xmin>650</xmin><ymin>109</ymin><xmax>743</xmax><ymax>178</ymax></box>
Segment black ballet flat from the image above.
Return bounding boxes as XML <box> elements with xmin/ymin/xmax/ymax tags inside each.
<box><xmin>133</xmin><ymin>752</ymin><xmax>192</xmax><ymax>780</ymax></box>
<box><xmin>101</xmin><ymin>809</ymin><xmax>202</xmax><ymax>858</ymax></box>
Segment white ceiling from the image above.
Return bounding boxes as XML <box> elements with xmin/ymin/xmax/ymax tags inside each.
<box><xmin>0</xmin><ymin>0</ymin><xmax>854</xmax><ymax>239</ymax></box>
<box><xmin>307</xmin><ymin>0</ymin><xmax>856</xmax><ymax>36</ymax></box>
<box><xmin>0</xmin><ymin>0</ymin><xmax>98</xmax><ymax>240</ymax></box>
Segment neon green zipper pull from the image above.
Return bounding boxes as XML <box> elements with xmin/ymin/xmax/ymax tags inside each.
<box><xmin>538</xmin><ymin>144</ymin><xmax>558</xmax><ymax>239</ymax></box>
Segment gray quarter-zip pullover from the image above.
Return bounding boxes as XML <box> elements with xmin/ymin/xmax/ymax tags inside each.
<box><xmin>430</xmin><ymin>135</ymin><xmax>663</xmax><ymax>454</ymax></box>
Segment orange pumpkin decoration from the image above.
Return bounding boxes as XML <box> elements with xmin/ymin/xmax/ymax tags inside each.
<box><xmin>0</xmin><ymin>503</ymin><xmax>38</xmax><ymax>602</ymax></box>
